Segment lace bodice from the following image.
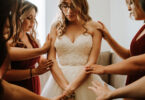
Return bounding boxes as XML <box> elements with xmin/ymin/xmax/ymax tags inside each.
<box><xmin>54</xmin><ymin>33</ymin><xmax>92</xmax><ymax>66</ymax></box>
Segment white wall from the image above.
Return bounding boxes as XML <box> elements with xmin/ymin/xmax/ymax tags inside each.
<box><xmin>88</xmin><ymin>0</ymin><xmax>111</xmax><ymax>51</ymax></box>
<box><xmin>45</xmin><ymin>0</ymin><xmax>59</xmax><ymax>34</ymax></box>
<box><xmin>89</xmin><ymin>0</ymin><xmax>143</xmax><ymax>51</ymax></box>
<box><xmin>110</xmin><ymin>0</ymin><xmax>143</xmax><ymax>50</ymax></box>
<box><xmin>29</xmin><ymin>0</ymin><xmax>144</xmax><ymax>51</ymax></box>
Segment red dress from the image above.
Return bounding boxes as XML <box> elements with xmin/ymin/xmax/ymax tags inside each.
<box><xmin>10</xmin><ymin>34</ymin><xmax>41</xmax><ymax>95</ymax></box>
<box><xmin>126</xmin><ymin>24</ymin><xmax>145</xmax><ymax>85</ymax></box>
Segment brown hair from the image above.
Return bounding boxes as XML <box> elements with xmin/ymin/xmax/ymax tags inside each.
<box><xmin>13</xmin><ymin>1</ymin><xmax>38</xmax><ymax>46</ymax></box>
<box><xmin>56</xmin><ymin>0</ymin><xmax>91</xmax><ymax>37</ymax></box>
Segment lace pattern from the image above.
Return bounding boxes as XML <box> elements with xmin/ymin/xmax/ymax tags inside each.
<box><xmin>54</xmin><ymin>33</ymin><xmax>92</xmax><ymax>66</ymax></box>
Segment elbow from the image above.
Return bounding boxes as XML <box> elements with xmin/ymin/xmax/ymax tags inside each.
<box><xmin>122</xmin><ymin>55</ymin><xmax>131</xmax><ymax>59</ymax></box>
<box><xmin>127</xmin><ymin>57</ymin><xmax>145</xmax><ymax>73</ymax></box>
<box><xmin>123</xmin><ymin>50</ymin><xmax>131</xmax><ymax>59</ymax></box>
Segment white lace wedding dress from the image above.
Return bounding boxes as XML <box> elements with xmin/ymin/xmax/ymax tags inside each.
<box><xmin>41</xmin><ymin>33</ymin><xmax>116</xmax><ymax>100</ymax></box>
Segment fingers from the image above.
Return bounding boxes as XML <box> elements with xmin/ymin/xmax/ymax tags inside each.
<box><xmin>85</xmin><ymin>67</ymin><xmax>93</xmax><ymax>71</ymax></box>
<box><xmin>41</xmin><ymin>59</ymin><xmax>53</xmax><ymax>66</ymax></box>
<box><xmin>43</xmin><ymin>60</ymin><xmax>53</xmax><ymax>67</ymax></box>
<box><xmin>88</xmin><ymin>86</ymin><xmax>97</xmax><ymax>93</ymax></box>
<box><xmin>85</xmin><ymin>66</ymin><xmax>99</xmax><ymax>74</ymax></box>
<box><xmin>97</xmin><ymin>21</ymin><xmax>104</xmax><ymax>28</ymax></box>
<box><xmin>104</xmin><ymin>82</ymin><xmax>109</xmax><ymax>89</ymax></box>
<box><xmin>36</xmin><ymin>59</ymin><xmax>54</xmax><ymax>75</ymax></box>
<box><xmin>94</xmin><ymin>80</ymin><xmax>103</xmax><ymax>87</ymax></box>
<box><xmin>85</xmin><ymin>66</ymin><xmax>94</xmax><ymax>74</ymax></box>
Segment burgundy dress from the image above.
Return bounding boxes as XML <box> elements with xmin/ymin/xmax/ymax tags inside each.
<box><xmin>10</xmin><ymin>34</ymin><xmax>41</xmax><ymax>95</ymax></box>
<box><xmin>126</xmin><ymin>24</ymin><xmax>145</xmax><ymax>85</ymax></box>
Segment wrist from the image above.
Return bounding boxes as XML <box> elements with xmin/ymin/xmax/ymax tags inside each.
<box><xmin>108</xmin><ymin>90</ymin><xmax>116</xmax><ymax>99</ymax></box>
<box><xmin>67</xmin><ymin>84</ymin><xmax>75</xmax><ymax>92</ymax></box>
<box><xmin>103</xmin><ymin>67</ymin><xmax>107</xmax><ymax>74</ymax></box>
<box><xmin>40</xmin><ymin>47</ymin><xmax>47</xmax><ymax>54</ymax></box>
<box><xmin>32</xmin><ymin>68</ymin><xmax>37</xmax><ymax>77</ymax></box>
<box><xmin>106</xmin><ymin>35</ymin><xmax>113</xmax><ymax>43</ymax></box>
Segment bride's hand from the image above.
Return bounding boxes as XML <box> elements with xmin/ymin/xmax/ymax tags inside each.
<box><xmin>88</xmin><ymin>80</ymin><xmax>112</xmax><ymax>100</ymax></box>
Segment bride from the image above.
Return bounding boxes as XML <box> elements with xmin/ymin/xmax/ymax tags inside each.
<box><xmin>41</xmin><ymin>0</ymin><xmax>114</xmax><ymax>99</ymax></box>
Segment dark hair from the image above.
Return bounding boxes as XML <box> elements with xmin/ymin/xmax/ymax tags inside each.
<box><xmin>139</xmin><ymin>0</ymin><xmax>145</xmax><ymax>13</ymax></box>
<box><xmin>0</xmin><ymin>79</ymin><xmax>3</xmax><ymax>98</ymax></box>
<box><xmin>0</xmin><ymin>0</ymin><xmax>22</xmax><ymax>67</ymax></box>
<box><xmin>0</xmin><ymin>0</ymin><xmax>22</xmax><ymax>97</ymax></box>
<box><xmin>0</xmin><ymin>0</ymin><xmax>15</xmax><ymax>67</ymax></box>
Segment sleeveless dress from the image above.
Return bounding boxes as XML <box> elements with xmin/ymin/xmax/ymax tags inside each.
<box><xmin>10</xmin><ymin>34</ymin><xmax>41</xmax><ymax>95</ymax></box>
<box><xmin>41</xmin><ymin>33</ymin><xmax>116</xmax><ymax>100</ymax></box>
<box><xmin>126</xmin><ymin>24</ymin><xmax>145</xmax><ymax>85</ymax></box>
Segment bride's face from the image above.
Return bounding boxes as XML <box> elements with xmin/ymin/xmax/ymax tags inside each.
<box><xmin>59</xmin><ymin>0</ymin><xmax>78</xmax><ymax>22</ymax></box>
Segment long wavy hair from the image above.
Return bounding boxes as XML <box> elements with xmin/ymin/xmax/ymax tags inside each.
<box><xmin>139</xmin><ymin>0</ymin><xmax>145</xmax><ymax>13</ymax></box>
<box><xmin>0</xmin><ymin>0</ymin><xmax>22</xmax><ymax>98</ymax></box>
<box><xmin>12</xmin><ymin>1</ymin><xmax>38</xmax><ymax>46</ymax></box>
<box><xmin>56</xmin><ymin>0</ymin><xmax>92</xmax><ymax>37</ymax></box>
<box><xmin>0</xmin><ymin>0</ymin><xmax>22</xmax><ymax>67</ymax></box>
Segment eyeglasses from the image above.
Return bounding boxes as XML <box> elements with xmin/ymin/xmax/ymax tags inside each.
<box><xmin>59</xmin><ymin>3</ymin><xmax>75</xmax><ymax>11</ymax></box>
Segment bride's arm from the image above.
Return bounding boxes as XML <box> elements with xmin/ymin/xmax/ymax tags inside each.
<box><xmin>47</xmin><ymin>24</ymin><xmax>69</xmax><ymax>90</ymax></box>
<box><xmin>63</xmin><ymin>22</ymin><xmax>102</xmax><ymax>95</ymax></box>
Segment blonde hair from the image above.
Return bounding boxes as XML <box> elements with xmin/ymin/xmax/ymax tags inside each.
<box><xmin>56</xmin><ymin>0</ymin><xmax>92</xmax><ymax>37</ymax></box>
<box><xmin>13</xmin><ymin>1</ymin><xmax>38</xmax><ymax>46</ymax></box>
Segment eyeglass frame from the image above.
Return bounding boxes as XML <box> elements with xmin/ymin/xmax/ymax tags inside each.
<box><xmin>59</xmin><ymin>3</ymin><xmax>76</xmax><ymax>11</ymax></box>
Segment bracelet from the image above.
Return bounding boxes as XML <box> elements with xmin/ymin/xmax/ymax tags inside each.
<box><xmin>65</xmin><ymin>92</ymin><xmax>75</xmax><ymax>99</ymax></box>
<box><xmin>30</xmin><ymin>68</ymin><xmax>33</xmax><ymax>78</ymax></box>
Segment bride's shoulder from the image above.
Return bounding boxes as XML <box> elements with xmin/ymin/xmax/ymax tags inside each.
<box><xmin>49</xmin><ymin>21</ymin><xmax>59</xmax><ymax>41</ymax></box>
<box><xmin>86</xmin><ymin>20</ymin><xmax>102</xmax><ymax>29</ymax></box>
<box><xmin>85</xmin><ymin>20</ymin><xmax>102</xmax><ymax>35</ymax></box>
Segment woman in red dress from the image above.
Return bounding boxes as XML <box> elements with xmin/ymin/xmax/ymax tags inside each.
<box><xmin>0</xmin><ymin>0</ymin><xmax>59</xmax><ymax>100</ymax></box>
<box><xmin>3</xmin><ymin>1</ymin><xmax>53</xmax><ymax>95</ymax></box>
<box><xmin>86</xmin><ymin>0</ymin><xmax>145</xmax><ymax>99</ymax></box>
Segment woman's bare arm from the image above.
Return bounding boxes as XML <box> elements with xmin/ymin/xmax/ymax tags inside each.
<box><xmin>97</xmin><ymin>21</ymin><xmax>130</xmax><ymax>59</ymax></box>
<box><xmin>89</xmin><ymin>76</ymin><xmax>145</xmax><ymax>100</ymax></box>
<box><xmin>86</xmin><ymin>53</ymin><xmax>145</xmax><ymax>75</ymax></box>
<box><xmin>2</xmin><ymin>80</ymin><xmax>50</xmax><ymax>100</ymax></box>
<box><xmin>47</xmin><ymin>24</ymin><xmax>69</xmax><ymax>90</ymax></box>
<box><xmin>8</xmin><ymin>35</ymin><xmax>51</xmax><ymax>61</ymax></box>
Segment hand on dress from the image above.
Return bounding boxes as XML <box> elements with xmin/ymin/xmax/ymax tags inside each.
<box><xmin>97</xmin><ymin>21</ymin><xmax>112</xmax><ymax>41</ymax></box>
<box><xmin>88</xmin><ymin>81</ymin><xmax>112</xmax><ymax>100</ymax></box>
<box><xmin>85</xmin><ymin>64</ymin><xmax>105</xmax><ymax>74</ymax></box>
<box><xmin>32</xmin><ymin>58</ymin><xmax>53</xmax><ymax>76</ymax></box>
<box><xmin>42</xmin><ymin>34</ymin><xmax>52</xmax><ymax>53</ymax></box>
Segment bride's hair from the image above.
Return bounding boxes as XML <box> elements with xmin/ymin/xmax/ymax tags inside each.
<box><xmin>55</xmin><ymin>0</ymin><xmax>92</xmax><ymax>37</ymax></box>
